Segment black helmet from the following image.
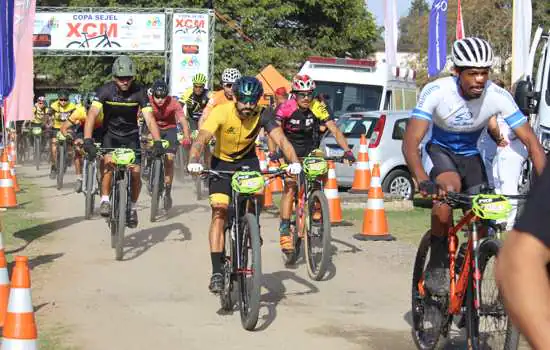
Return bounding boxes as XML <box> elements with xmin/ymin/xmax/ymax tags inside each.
<box><xmin>151</xmin><ymin>80</ymin><xmax>169</xmax><ymax>98</ymax></box>
<box><xmin>232</xmin><ymin>76</ymin><xmax>264</xmax><ymax>104</ymax></box>
<box><xmin>58</xmin><ymin>90</ymin><xmax>69</xmax><ymax>100</ymax></box>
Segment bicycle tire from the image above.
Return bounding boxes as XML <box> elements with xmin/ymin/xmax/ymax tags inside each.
<box><xmin>282</xmin><ymin>198</ymin><xmax>302</xmax><ymax>266</ymax></box>
<box><xmin>84</xmin><ymin>160</ymin><xmax>95</xmax><ymax>220</ymax></box>
<box><xmin>110</xmin><ymin>174</ymin><xmax>118</xmax><ymax>249</ymax></box>
<box><xmin>115</xmin><ymin>174</ymin><xmax>128</xmax><ymax>261</ymax></box>
<box><xmin>466</xmin><ymin>238</ymin><xmax>518</xmax><ymax>349</ymax></box>
<box><xmin>177</xmin><ymin>146</ymin><xmax>187</xmax><ymax>181</ymax></box>
<box><xmin>220</xmin><ymin>225</ymin><xmax>234</xmax><ymax>311</ymax></box>
<box><xmin>411</xmin><ymin>230</ymin><xmax>447</xmax><ymax>350</ymax></box>
<box><xmin>56</xmin><ymin>143</ymin><xmax>65</xmax><ymax>190</ymax></box>
<box><xmin>150</xmin><ymin>158</ymin><xmax>162</xmax><ymax>222</ymax></box>
<box><xmin>195</xmin><ymin>175</ymin><xmax>203</xmax><ymax>200</ymax></box>
<box><xmin>304</xmin><ymin>190</ymin><xmax>332</xmax><ymax>281</ymax></box>
<box><xmin>238</xmin><ymin>213</ymin><xmax>262</xmax><ymax>331</ymax></box>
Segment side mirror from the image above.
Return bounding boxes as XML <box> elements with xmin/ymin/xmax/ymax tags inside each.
<box><xmin>513</xmin><ymin>79</ymin><xmax>536</xmax><ymax>115</ymax></box>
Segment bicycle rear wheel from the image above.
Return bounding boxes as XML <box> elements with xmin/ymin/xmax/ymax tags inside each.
<box><xmin>150</xmin><ymin>158</ymin><xmax>162</xmax><ymax>222</ymax></box>
<box><xmin>56</xmin><ymin>143</ymin><xmax>65</xmax><ymax>190</ymax></box>
<box><xmin>115</xmin><ymin>174</ymin><xmax>128</xmax><ymax>261</ymax></box>
<box><xmin>238</xmin><ymin>213</ymin><xmax>262</xmax><ymax>331</ymax></box>
<box><xmin>84</xmin><ymin>160</ymin><xmax>95</xmax><ymax>220</ymax></box>
<box><xmin>466</xmin><ymin>238</ymin><xmax>519</xmax><ymax>349</ymax></box>
<box><xmin>411</xmin><ymin>230</ymin><xmax>448</xmax><ymax>350</ymax></box>
<box><xmin>304</xmin><ymin>190</ymin><xmax>331</xmax><ymax>281</ymax></box>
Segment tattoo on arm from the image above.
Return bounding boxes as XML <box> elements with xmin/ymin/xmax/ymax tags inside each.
<box><xmin>189</xmin><ymin>130</ymin><xmax>212</xmax><ymax>163</ymax></box>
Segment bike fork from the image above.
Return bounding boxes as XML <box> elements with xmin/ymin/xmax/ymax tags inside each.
<box><xmin>471</xmin><ymin>223</ymin><xmax>482</xmax><ymax>309</ymax></box>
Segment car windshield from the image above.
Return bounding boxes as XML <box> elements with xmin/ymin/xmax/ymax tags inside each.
<box><xmin>314</xmin><ymin>81</ymin><xmax>383</xmax><ymax>118</ymax></box>
<box><xmin>336</xmin><ymin>115</ymin><xmax>378</xmax><ymax>138</ymax></box>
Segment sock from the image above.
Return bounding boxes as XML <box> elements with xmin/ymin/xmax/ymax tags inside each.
<box><xmin>131</xmin><ymin>202</ymin><xmax>137</xmax><ymax>210</ymax></box>
<box><xmin>77</xmin><ymin>175</ymin><xmax>83</xmax><ymax>180</ymax></box>
<box><xmin>279</xmin><ymin>219</ymin><xmax>291</xmax><ymax>236</ymax></box>
<box><xmin>100</xmin><ymin>195</ymin><xmax>109</xmax><ymax>203</ymax></box>
<box><xmin>211</xmin><ymin>252</ymin><xmax>224</xmax><ymax>274</ymax></box>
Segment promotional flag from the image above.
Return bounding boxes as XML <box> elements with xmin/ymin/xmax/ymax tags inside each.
<box><xmin>428</xmin><ymin>0</ymin><xmax>448</xmax><ymax>77</ymax></box>
<box><xmin>511</xmin><ymin>0</ymin><xmax>532</xmax><ymax>84</ymax></box>
<box><xmin>456</xmin><ymin>0</ymin><xmax>465</xmax><ymax>40</ymax></box>
<box><xmin>384</xmin><ymin>0</ymin><xmax>398</xmax><ymax>66</ymax></box>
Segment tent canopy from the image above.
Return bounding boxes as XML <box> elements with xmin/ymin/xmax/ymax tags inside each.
<box><xmin>256</xmin><ymin>65</ymin><xmax>290</xmax><ymax>106</ymax></box>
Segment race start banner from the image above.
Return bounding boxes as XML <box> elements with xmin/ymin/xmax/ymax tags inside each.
<box><xmin>33</xmin><ymin>12</ymin><xmax>166</xmax><ymax>51</ymax></box>
<box><xmin>169</xmin><ymin>12</ymin><xmax>210</xmax><ymax>97</ymax></box>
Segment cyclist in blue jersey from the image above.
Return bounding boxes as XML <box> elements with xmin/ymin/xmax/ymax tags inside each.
<box><xmin>402</xmin><ymin>37</ymin><xmax>546</xmax><ymax>296</ymax></box>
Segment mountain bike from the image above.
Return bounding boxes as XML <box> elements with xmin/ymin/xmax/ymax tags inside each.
<box><xmin>31</xmin><ymin>126</ymin><xmax>43</xmax><ymax>170</ymax></box>
<box><xmin>82</xmin><ymin>143</ymin><xmax>102</xmax><ymax>220</ymax></box>
<box><xmin>200</xmin><ymin>167</ymin><xmax>266</xmax><ymax>331</ymax></box>
<box><xmin>102</xmin><ymin>148</ymin><xmax>138</xmax><ymax>261</ymax></box>
<box><xmin>271</xmin><ymin>154</ymin><xmax>343</xmax><ymax>281</ymax></box>
<box><xmin>147</xmin><ymin>140</ymin><xmax>170</xmax><ymax>222</ymax></box>
<box><xmin>55</xmin><ymin>131</ymin><xmax>71</xmax><ymax>190</ymax></box>
<box><xmin>411</xmin><ymin>191</ymin><xmax>527</xmax><ymax>350</ymax></box>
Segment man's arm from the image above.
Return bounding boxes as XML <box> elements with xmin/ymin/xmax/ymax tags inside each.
<box><xmin>174</xmin><ymin>104</ymin><xmax>191</xmax><ymax>139</ymax></box>
<box><xmin>324</xmin><ymin>120</ymin><xmax>351</xmax><ymax>152</ymax></box>
<box><xmin>84</xmin><ymin>105</ymin><xmax>100</xmax><ymax>139</ymax></box>
<box><xmin>496</xmin><ymin>230</ymin><xmax>550</xmax><ymax>349</ymax></box>
<box><xmin>402</xmin><ymin>118</ymin><xmax>431</xmax><ymax>184</ymax></box>
<box><xmin>189</xmin><ymin>130</ymin><xmax>213</xmax><ymax>163</ymax></box>
<box><xmin>142</xmin><ymin>109</ymin><xmax>161</xmax><ymax>141</ymax></box>
<box><xmin>487</xmin><ymin>116</ymin><xmax>506</xmax><ymax>146</ymax></box>
<box><xmin>514</xmin><ymin>123</ymin><xmax>546</xmax><ymax>175</ymax></box>
<box><xmin>267</xmin><ymin>127</ymin><xmax>299</xmax><ymax>163</ymax></box>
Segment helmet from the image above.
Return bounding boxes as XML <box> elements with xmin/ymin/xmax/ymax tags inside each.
<box><xmin>192</xmin><ymin>73</ymin><xmax>207</xmax><ymax>86</ymax></box>
<box><xmin>291</xmin><ymin>75</ymin><xmax>316</xmax><ymax>92</ymax></box>
<box><xmin>58</xmin><ymin>90</ymin><xmax>69</xmax><ymax>100</ymax></box>
<box><xmin>112</xmin><ymin>55</ymin><xmax>136</xmax><ymax>77</ymax></box>
<box><xmin>151</xmin><ymin>80</ymin><xmax>169</xmax><ymax>98</ymax></box>
<box><xmin>221</xmin><ymin>68</ymin><xmax>241</xmax><ymax>84</ymax></box>
<box><xmin>37</xmin><ymin>96</ymin><xmax>46</xmax><ymax>103</ymax></box>
<box><xmin>452</xmin><ymin>37</ymin><xmax>494</xmax><ymax>68</ymax></box>
<box><xmin>232</xmin><ymin>76</ymin><xmax>264</xmax><ymax>104</ymax></box>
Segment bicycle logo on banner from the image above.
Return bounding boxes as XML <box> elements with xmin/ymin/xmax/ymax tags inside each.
<box><xmin>66</xmin><ymin>32</ymin><xmax>121</xmax><ymax>49</ymax></box>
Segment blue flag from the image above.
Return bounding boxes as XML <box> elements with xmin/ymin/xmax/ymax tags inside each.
<box><xmin>428</xmin><ymin>0</ymin><xmax>448</xmax><ymax>77</ymax></box>
<box><xmin>0</xmin><ymin>0</ymin><xmax>15</xmax><ymax>101</ymax></box>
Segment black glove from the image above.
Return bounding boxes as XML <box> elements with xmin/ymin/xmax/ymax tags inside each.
<box><xmin>342</xmin><ymin>150</ymin><xmax>356</xmax><ymax>163</ymax></box>
<box><xmin>83</xmin><ymin>138</ymin><xmax>97</xmax><ymax>160</ymax></box>
<box><xmin>418</xmin><ymin>180</ymin><xmax>437</xmax><ymax>195</ymax></box>
<box><xmin>152</xmin><ymin>140</ymin><xmax>165</xmax><ymax>158</ymax></box>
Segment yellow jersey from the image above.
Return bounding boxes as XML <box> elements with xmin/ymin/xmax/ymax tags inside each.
<box><xmin>50</xmin><ymin>100</ymin><xmax>77</xmax><ymax>129</ymax></box>
<box><xmin>67</xmin><ymin>106</ymin><xmax>104</xmax><ymax>129</ymax></box>
<box><xmin>31</xmin><ymin>105</ymin><xmax>51</xmax><ymax>124</ymax></box>
<box><xmin>201</xmin><ymin>103</ymin><xmax>278</xmax><ymax>162</ymax></box>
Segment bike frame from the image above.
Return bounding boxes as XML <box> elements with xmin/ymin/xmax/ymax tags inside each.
<box><xmin>294</xmin><ymin>171</ymin><xmax>326</xmax><ymax>236</ymax></box>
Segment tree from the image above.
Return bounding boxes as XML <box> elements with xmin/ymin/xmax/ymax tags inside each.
<box><xmin>34</xmin><ymin>0</ymin><xmax>380</xmax><ymax>92</ymax></box>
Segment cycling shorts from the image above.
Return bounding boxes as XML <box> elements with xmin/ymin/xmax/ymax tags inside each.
<box><xmin>208</xmin><ymin>154</ymin><xmax>260</xmax><ymax>205</ymax></box>
<box><xmin>426</xmin><ymin>142</ymin><xmax>487</xmax><ymax>194</ymax></box>
<box><xmin>102</xmin><ymin>132</ymin><xmax>141</xmax><ymax>165</ymax></box>
<box><xmin>160</xmin><ymin>127</ymin><xmax>178</xmax><ymax>154</ymax></box>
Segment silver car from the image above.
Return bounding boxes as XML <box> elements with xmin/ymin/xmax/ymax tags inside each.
<box><xmin>320</xmin><ymin>111</ymin><xmax>415</xmax><ymax>199</ymax></box>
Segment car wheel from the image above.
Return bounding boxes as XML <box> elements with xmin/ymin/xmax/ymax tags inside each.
<box><xmin>382</xmin><ymin>169</ymin><xmax>414</xmax><ymax>200</ymax></box>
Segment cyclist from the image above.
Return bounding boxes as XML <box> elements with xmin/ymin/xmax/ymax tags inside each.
<box><xmin>50</xmin><ymin>91</ymin><xmax>77</xmax><ymax>178</ymax></box>
<box><xmin>272</xmin><ymin>74</ymin><xmax>356</xmax><ymax>254</ymax></box>
<box><xmin>23</xmin><ymin>96</ymin><xmax>51</xmax><ymax>153</ymax></box>
<box><xmin>496</xmin><ymin>164</ymin><xmax>550</xmax><ymax>349</ymax></box>
<box><xmin>60</xmin><ymin>98</ymin><xmax>104</xmax><ymax>193</ymax></box>
<box><xmin>180</xmin><ymin>73</ymin><xmax>211</xmax><ymax>132</ymax></box>
<box><xmin>402</xmin><ymin>37</ymin><xmax>546</xmax><ymax>296</ymax></box>
<box><xmin>149</xmin><ymin>79</ymin><xmax>191</xmax><ymax>209</ymax></box>
<box><xmin>187</xmin><ymin>76</ymin><xmax>301</xmax><ymax>293</ymax></box>
<box><xmin>82</xmin><ymin>55</ymin><xmax>164</xmax><ymax>228</ymax></box>
<box><xmin>199</xmin><ymin>68</ymin><xmax>241</xmax><ymax>127</ymax></box>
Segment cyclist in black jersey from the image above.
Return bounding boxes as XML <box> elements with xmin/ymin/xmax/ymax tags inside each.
<box><xmin>181</xmin><ymin>73</ymin><xmax>211</xmax><ymax>131</ymax></box>
<box><xmin>83</xmin><ymin>55</ymin><xmax>164</xmax><ymax>228</ymax></box>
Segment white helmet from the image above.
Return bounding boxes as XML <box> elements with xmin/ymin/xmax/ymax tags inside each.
<box><xmin>221</xmin><ymin>68</ymin><xmax>241</xmax><ymax>84</ymax></box>
<box><xmin>452</xmin><ymin>37</ymin><xmax>494</xmax><ymax>68</ymax></box>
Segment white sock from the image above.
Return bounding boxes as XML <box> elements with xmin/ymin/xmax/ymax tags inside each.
<box><xmin>77</xmin><ymin>175</ymin><xmax>82</xmax><ymax>180</ymax></box>
<box><xmin>131</xmin><ymin>202</ymin><xmax>137</xmax><ymax>210</ymax></box>
<box><xmin>100</xmin><ymin>195</ymin><xmax>110</xmax><ymax>203</ymax></box>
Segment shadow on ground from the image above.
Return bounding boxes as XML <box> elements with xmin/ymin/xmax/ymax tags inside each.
<box><xmin>122</xmin><ymin>222</ymin><xmax>191</xmax><ymax>261</ymax></box>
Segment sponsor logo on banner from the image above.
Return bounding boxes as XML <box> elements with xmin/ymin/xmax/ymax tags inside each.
<box><xmin>170</xmin><ymin>13</ymin><xmax>210</xmax><ymax>97</ymax></box>
<box><xmin>32</xmin><ymin>12</ymin><xmax>166</xmax><ymax>51</ymax></box>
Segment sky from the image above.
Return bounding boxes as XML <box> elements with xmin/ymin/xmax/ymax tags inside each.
<box><xmin>367</xmin><ymin>0</ymin><xmax>434</xmax><ymax>26</ymax></box>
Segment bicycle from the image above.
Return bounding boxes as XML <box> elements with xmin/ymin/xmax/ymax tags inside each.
<box><xmin>200</xmin><ymin>167</ymin><xmax>266</xmax><ymax>331</ymax></box>
<box><xmin>55</xmin><ymin>131</ymin><xmax>71</xmax><ymax>190</ymax></box>
<box><xmin>66</xmin><ymin>32</ymin><xmax>121</xmax><ymax>49</ymax></box>
<box><xmin>100</xmin><ymin>148</ymin><xmax>139</xmax><ymax>261</ymax></box>
<box><xmin>82</xmin><ymin>142</ymin><xmax>102</xmax><ymax>220</ymax></box>
<box><xmin>411</xmin><ymin>190</ymin><xmax>527</xmax><ymax>350</ymax></box>
<box><xmin>271</xmin><ymin>153</ymin><xmax>343</xmax><ymax>281</ymax></box>
<box><xmin>31</xmin><ymin>126</ymin><xmax>43</xmax><ymax>170</ymax></box>
<box><xmin>147</xmin><ymin>139</ymin><xmax>170</xmax><ymax>222</ymax></box>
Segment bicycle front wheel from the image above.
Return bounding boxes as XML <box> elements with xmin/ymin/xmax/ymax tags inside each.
<box><xmin>115</xmin><ymin>174</ymin><xmax>128</xmax><ymax>261</ymax></box>
<box><xmin>150</xmin><ymin>158</ymin><xmax>162</xmax><ymax>222</ymax></box>
<box><xmin>195</xmin><ymin>175</ymin><xmax>203</xmax><ymax>200</ymax></box>
<box><xmin>56</xmin><ymin>143</ymin><xmax>65</xmax><ymax>190</ymax></box>
<box><xmin>304</xmin><ymin>190</ymin><xmax>331</xmax><ymax>281</ymax></box>
<box><xmin>466</xmin><ymin>238</ymin><xmax>519</xmax><ymax>350</ymax></box>
<box><xmin>84</xmin><ymin>160</ymin><xmax>95</xmax><ymax>220</ymax></box>
<box><xmin>238</xmin><ymin>213</ymin><xmax>262</xmax><ymax>331</ymax></box>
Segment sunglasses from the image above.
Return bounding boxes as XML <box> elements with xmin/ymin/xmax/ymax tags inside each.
<box><xmin>59</xmin><ymin>99</ymin><xmax>68</xmax><ymax>102</ymax></box>
<box><xmin>193</xmin><ymin>84</ymin><xmax>205</xmax><ymax>88</ymax></box>
<box><xmin>223</xmin><ymin>83</ymin><xmax>233</xmax><ymax>89</ymax></box>
<box><xmin>238</xmin><ymin>96</ymin><xmax>259</xmax><ymax>104</ymax></box>
<box><xmin>295</xmin><ymin>92</ymin><xmax>313</xmax><ymax>99</ymax></box>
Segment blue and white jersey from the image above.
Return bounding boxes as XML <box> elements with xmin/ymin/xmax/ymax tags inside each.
<box><xmin>411</xmin><ymin>76</ymin><xmax>527</xmax><ymax>156</ymax></box>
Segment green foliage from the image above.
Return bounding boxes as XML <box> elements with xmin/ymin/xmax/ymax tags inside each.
<box><xmin>34</xmin><ymin>0</ymin><xmax>379</xmax><ymax>92</ymax></box>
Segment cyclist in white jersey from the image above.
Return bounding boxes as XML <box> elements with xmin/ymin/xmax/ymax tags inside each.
<box><xmin>402</xmin><ymin>37</ymin><xmax>546</xmax><ymax>296</ymax></box>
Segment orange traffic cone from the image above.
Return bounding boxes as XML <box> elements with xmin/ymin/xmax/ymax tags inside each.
<box><xmin>2</xmin><ymin>256</ymin><xmax>38</xmax><ymax>349</ymax></box>
<box><xmin>0</xmin><ymin>232</ymin><xmax>10</xmax><ymax>327</ymax></box>
<box><xmin>325</xmin><ymin>160</ymin><xmax>343</xmax><ymax>225</ymax></box>
<box><xmin>8</xmin><ymin>141</ymin><xmax>16</xmax><ymax>166</ymax></box>
<box><xmin>268</xmin><ymin>160</ymin><xmax>283</xmax><ymax>193</ymax></box>
<box><xmin>354</xmin><ymin>163</ymin><xmax>395</xmax><ymax>241</ymax></box>
<box><xmin>263</xmin><ymin>178</ymin><xmax>275</xmax><ymax>209</ymax></box>
<box><xmin>350</xmin><ymin>134</ymin><xmax>371</xmax><ymax>193</ymax></box>
<box><xmin>7</xmin><ymin>151</ymin><xmax>20</xmax><ymax>193</ymax></box>
<box><xmin>0</xmin><ymin>151</ymin><xmax>17</xmax><ymax>208</ymax></box>
<box><xmin>257</xmin><ymin>147</ymin><xmax>268</xmax><ymax>173</ymax></box>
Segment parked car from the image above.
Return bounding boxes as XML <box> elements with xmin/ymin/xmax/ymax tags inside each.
<box><xmin>320</xmin><ymin>111</ymin><xmax>416</xmax><ymax>199</ymax></box>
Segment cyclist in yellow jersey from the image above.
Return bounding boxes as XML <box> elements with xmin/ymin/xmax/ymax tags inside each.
<box><xmin>25</xmin><ymin>96</ymin><xmax>51</xmax><ymax>128</ymax></box>
<box><xmin>187</xmin><ymin>76</ymin><xmax>301</xmax><ymax>294</ymax></box>
<box><xmin>49</xmin><ymin>91</ymin><xmax>77</xmax><ymax>178</ymax></box>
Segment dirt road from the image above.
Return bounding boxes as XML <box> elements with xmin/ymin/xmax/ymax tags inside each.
<box><xmin>16</xmin><ymin>165</ymin><xmax>484</xmax><ymax>349</ymax></box>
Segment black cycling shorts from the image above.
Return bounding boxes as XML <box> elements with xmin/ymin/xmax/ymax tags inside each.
<box><xmin>102</xmin><ymin>131</ymin><xmax>141</xmax><ymax>165</ymax></box>
<box><xmin>426</xmin><ymin>142</ymin><xmax>487</xmax><ymax>194</ymax></box>
<box><xmin>208</xmin><ymin>154</ymin><xmax>260</xmax><ymax>205</ymax></box>
<box><xmin>160</xmin><ymin>127</ymin><xmax>178</xmax><ymax>154</ymax></box>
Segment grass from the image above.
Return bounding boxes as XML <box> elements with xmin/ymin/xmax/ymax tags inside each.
<box><xmin>0</xmin><ymin>177</ymin><xmax>76</xmax><ymax>350</ymax></box>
